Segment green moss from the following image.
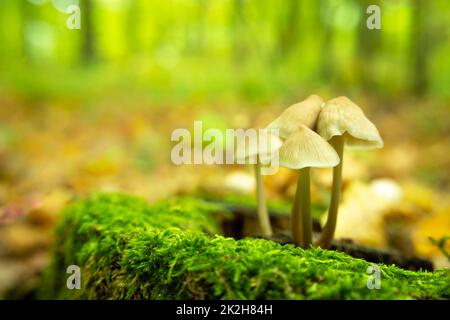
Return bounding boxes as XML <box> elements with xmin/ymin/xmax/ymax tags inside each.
<box><xmin>39</xmin><ymin>193</ymin><xmax>449</xmax><ymax>300</ymax></box>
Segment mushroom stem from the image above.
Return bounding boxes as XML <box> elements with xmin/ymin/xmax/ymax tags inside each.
<box><xmin>299</xmin><ymin>167</ymin><xmax>312</xmax><ymax>248</ymax></box>
<box><xmin>291</xmin><ymin>167</ymin><xmax>312</xmax><ymax>248</ymax></box>
<box><xmin>254</xmin><ymin>158</ymin><xmax>272</xmax><ymax>236</ymax></box>
<box><xmin>316</xmin><ymin>135</ymin><xmax>344</xmax><ymax>248</ymax></box>
<box><xmin>291</xmin><ymin>174</ymin><xmax>303</xmax><ymax>246</ymax></box>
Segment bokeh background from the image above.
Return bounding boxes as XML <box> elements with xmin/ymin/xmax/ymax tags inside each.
<box><xmin>0</xmin><ymin>0</ymin><xmax>449</xmax><ymax>298</ymax></box>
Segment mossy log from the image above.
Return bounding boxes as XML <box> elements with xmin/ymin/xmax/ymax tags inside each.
<box><xmin>39</xmin><ymin>194</ymin><xmax>449</xmax><ymax>299</ymax></box>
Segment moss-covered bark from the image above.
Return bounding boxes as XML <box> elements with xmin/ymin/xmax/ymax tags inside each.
<box><xmin>39</xmin><ymin>194</ymin><xmax>449</xmax><ymax>299</ymax></box>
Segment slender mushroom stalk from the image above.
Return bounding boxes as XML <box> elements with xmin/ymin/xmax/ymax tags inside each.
<box><xmin>278</xmin><ymin>125</ymin><xmax>340</xmax><ymax>248</ymax></box>
<box><xmin>290</xmin><ymin>167</ymin><xmax>312</xmax><ymax>247</ymax></box>
<box><xmin>298</xmin><ymin>167</ymin><xmax>312</xmax><ymax>246</ymax></box>
<box><xmin>254</xmin><ymin>156</ymin><xmax>272</xmax><ymax>236</ymax></box>
<box><xmin>236</xmin><ymin>130</ymin><xmax>282</xmax><ymax>236</ymax></box>
<box><xmin>290</xmin><ymin>172</ymin><xmax>303</xmax><ymax>245</ymax></box>
<box><xmin>316</xmin><ymin>135</ymin><xmax>344</xmax><ymax>248</ymax></box>
<box><xmin>316</xmin><ymin>97</ymin><xmax>384</xmax><ymax>249</ymax></box>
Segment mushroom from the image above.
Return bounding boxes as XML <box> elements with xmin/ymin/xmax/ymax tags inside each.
<box><xmin>316</xmin><ymin>96</ymin><xmax>384</xmax><ymax>248</ymax></box>
<box><xmin>266</xmin><ymin>94</ymin><xmax>324</xmax><ymax>139</ymax></box>
<box><xmin>236</xmin><ymin>129</ymin><xmax>282</xmax><ymax>236</ymax></box>
<box><xmin>279</xmin><ymin>125</ymin><xmax>340</xmax><ymax>248</ymax></box>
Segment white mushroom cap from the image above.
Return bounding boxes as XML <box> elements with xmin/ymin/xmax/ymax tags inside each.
<box><xmin>317</xmin><ymin>96</ymin><xmax>384</xmax><ymax>149</ymax></box>
<box><xmin>266</xmin><ymin>94</ymin><xmax>324</xmax><ymax>139</ymax></box>
<box><xmin>279</xmin><ymin>125</ymin><xmax>340</xmax><ymax>169</ymax></box>
<box><xmin>235</xmin><ymin>129</ymin><xmax>283</xmax><ymax>164</ymax></box>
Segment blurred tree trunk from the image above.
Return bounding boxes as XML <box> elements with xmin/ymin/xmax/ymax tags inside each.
<box><xmin>185</xmin><ymin>0</ymin><xmax>208</xmax><ymax>54</ymax></box>
<box><xmin>80</xmin><ymin>0</ymin><xmax>95</xmax><ymax>64</ymax></box>
<box><xmin>19</xmin><ymin>0</ymin><xmax>35</xmax><ymax>63</ymax></box>
<box><xmin>127</xmin><ymin>0</ymin><xmax>140</xmax><ymax>54</ymax></box>
<box><xmin>318</xmin><ymin>3</ymin><xmax>333</xmax><ymax>82</ymax></box>
<box><xmin>277</xmin><ymin>0</ymin><xmax>301</xmax><ymax>57</ymax></box>
<box><xmin>196</xmin><ymin>0</ymin><xmax>207</xmax><ymax>53</ymax></box>
<box><xmin>357</xmin><ymin>0</ymin><xmax>382</xmax><ymax>91</ymax></box>
<box><xmin>15</xmin><ymin>1</ymin><xmax>26</xmax><ymax>60</ymax></box>
<box><xmin>231</xmin><ymin>0</ymin><xmax>246</xmax><ymax>63</ymax></box>
<box><xmin>411</xmin><ymin>0</ymin><xmax>428</xmax><ymax>96</ymax></box>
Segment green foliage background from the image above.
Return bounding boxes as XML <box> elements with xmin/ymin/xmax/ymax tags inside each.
<box><xmin>0</xmin><ymin>0</ymin><xmax>449</xmax><ymax>103</ymax></box>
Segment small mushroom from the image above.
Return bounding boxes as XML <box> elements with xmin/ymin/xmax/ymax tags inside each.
<box><xmin>236</xmin><ymin>130</ymin><xmax>282</xmax><ymax>236</ymax></box>
<box><xmin>316</xmin><ymin>96</ymin><xmax>384</xmax><ymax>248</ymax></box>
<box><xmin>267</xmin><ymin>94</ymin><xmax>324</xmax><ymax>139</ymax></box>
<box><xmin>279</xmin><ymin>125</ymin><xmax>340</xmax><ymax>248</ymax></box>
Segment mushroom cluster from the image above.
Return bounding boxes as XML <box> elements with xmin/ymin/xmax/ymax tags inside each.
<box><xmin>247</xmin><ymin>95</ymin><xmax>383</xmax><ymax>249</ymax></box>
